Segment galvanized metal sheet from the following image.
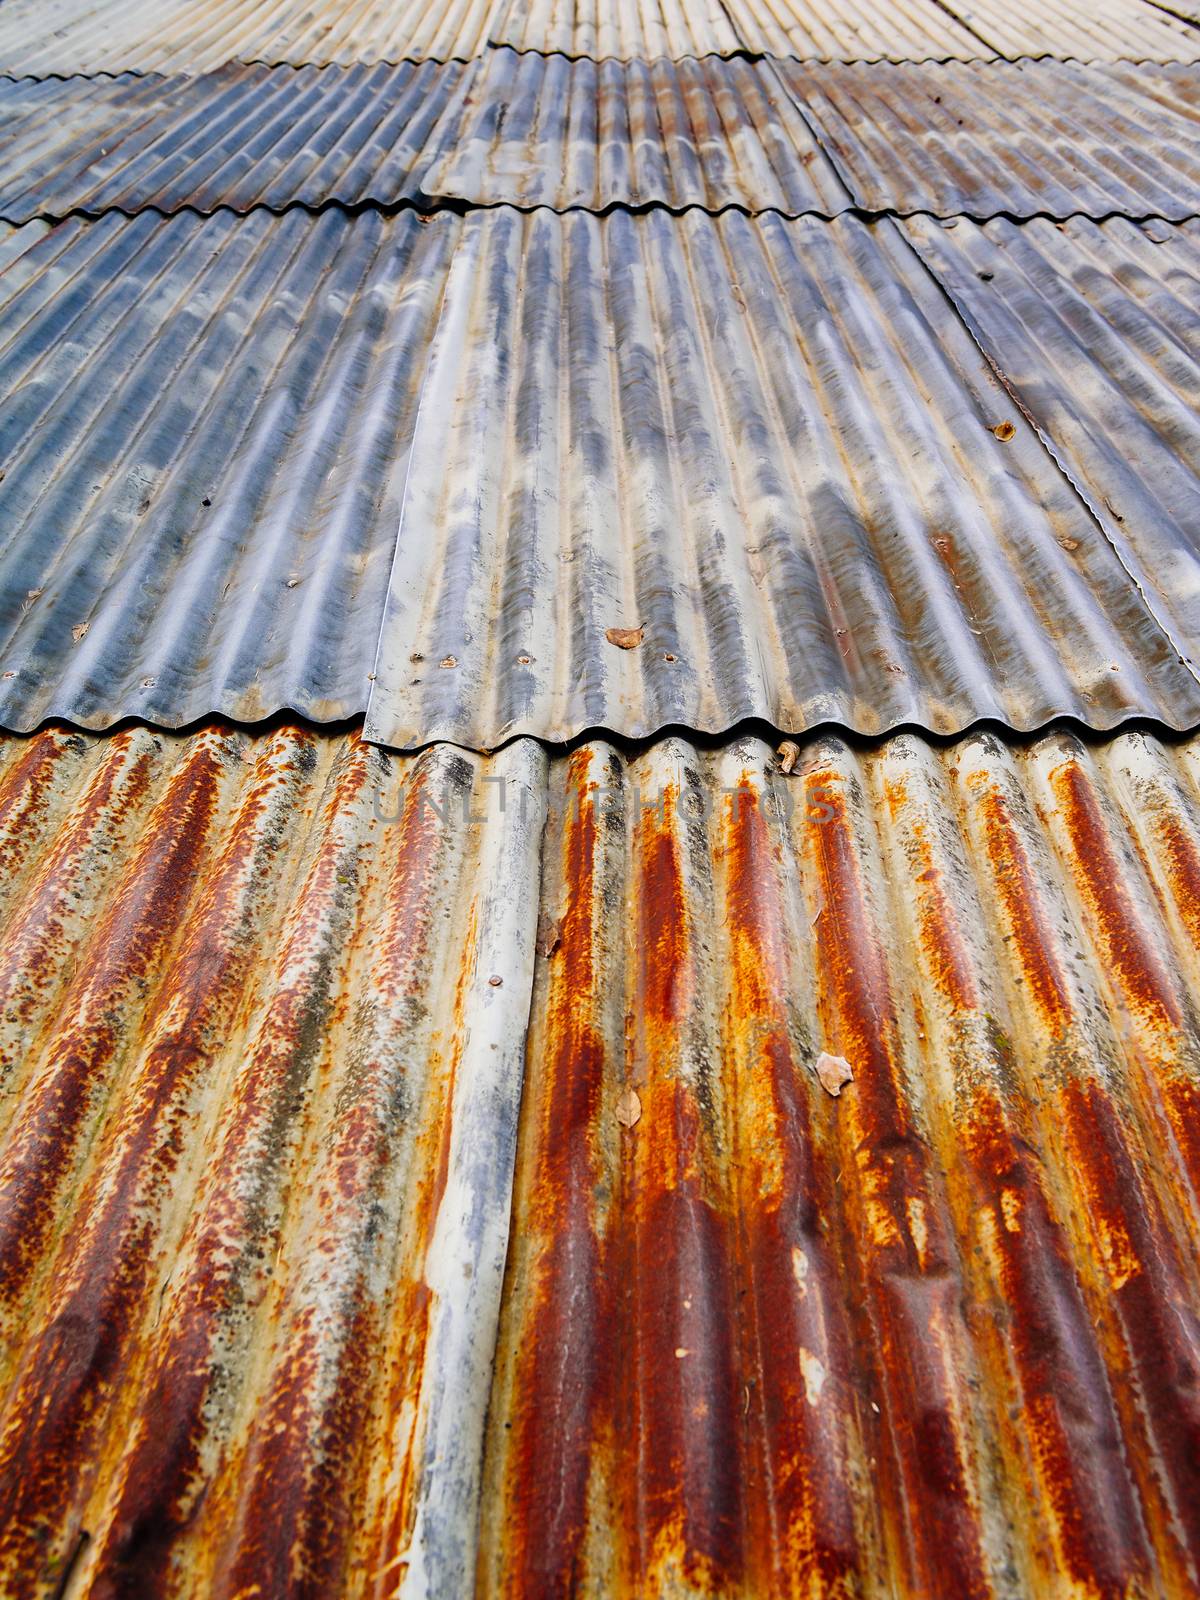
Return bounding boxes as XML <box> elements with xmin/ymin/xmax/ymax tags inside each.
<box><xmin>0</xmin><ymin>62</ymin><xmax>475</xmax><ymax>223</ymax></box>
<box><xmin>0</xmin><ymin>207</ymin><xmax>457</xmax><ymax>734</ymax></box>
<box><xmin>942</xmin><ymin>0</ymin><xmax>1200</xmax><ymax>62</ymax></box>
<box><xmin>905</xmin><ymin>214</ymin><xmax>1200</xmax><ymax>677</ymax></box>
<box><xmin>484</xmin><ymin>722</ymin><xmax>1200</xmax><ymax>1598</ymax></box>
<box><xmin>422</xmin><ymin>49</ymin><xmax>852</xmax><ymax>215</ymax></box>
<box><xmin>364</xmin><ymin>207</ymin><xmax>1200</xmax><ymax>753</ymax></box>
<box><xmin>0</xmin><ymin>720</ymin><xmax>548</xmax><ymax>1600</ymax></box>
<box><xmin>0</xmin><ymin>0</ymin><xmax>503</xmax><ymax>75</ymax></box>
<box><xmin>780</xmin><ymin>58</ymin><xmax>1200</xmax><ymax>219</ymax></box>
<box><xmin>488</xmin><ymin>0</ymin><xmax>994</xmax><ymax>61</ymax></box>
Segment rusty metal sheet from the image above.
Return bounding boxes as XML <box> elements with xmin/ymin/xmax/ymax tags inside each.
<box><xmin>0</xmin><ymin>0</ymin><xmax>504</xmax><ymax>75</ymax></box>
<box><xmin>0</xmin><ymin>62</ymin><xmax>475</xmax><ymax>223</ymax></box>
<box><xmin>488</xmin><ymin>0</ymin><xmax>994</xmax><ymax>61</ymax></box>
<box><xmin>483</xmin><ymin>722</ymin><xmax>1200</xmax><ymax>1598</ymax></box>
<box><xmin>0</xmin><ymin>720</ymin><xmax>547</xmax><ymax>1600</ymax></box>
<box><xmin>781</xmin><ymin>58</ymin><xmax>1200</xmax><ymax>219</ymax></box>
<box><xmin>941</xmin><ymin>0</ymin><xmax>1200</xmax><ymax>62</ymax></box>
<box><xmin>0</xmin><ymin>206</ymin><xmax>457</xmax><ymax>735</ymax></box>
<box><xmin>421</xmin><ymin>50</ymin><xmax>852</xmax><ymax>215</ymax></box>
<box><xmin>905</xmin><ymin>214</ymin><xmax>1200</xmax><ymax>678</ymax></box>
<box><xmin>364</xmin><ymin>206</ymin><xmax>1200</xmax><ymax>753</ymax></box>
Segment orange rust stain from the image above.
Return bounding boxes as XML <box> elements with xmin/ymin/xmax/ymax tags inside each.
<box><xmin>956</xmin><ymin>1087</ymin><xmax>1150</xmax><ymax>1597</ymax></box>
<box><xmin>636</xmin><ymin>786</ymin><xmax>692</xmax><ymax>1033</ymax></box>
<box><xmin>1049</xmin><ymin>761</ymin><xmax>1181</xmax><ymax>1032</ymax></box>
<box><xmin>721</xmin><ymin>783</ymin><xmax>862</xmax><ymax>1596</ymax></box>
<box><xmin>905</xmin><ymin>816</ymin><xmax>977</xmax><ymax>1014</ymax></box>
<box><xmin>803</xmin><ymin>775</ymin><xmax>989</xmax><ymax>1600</ymax></box>
<box><xmin>971</xmin><ymin>778</ymin><xmax>1073</xmax><ymax>1034</ymax></box>
<box><xmin>1152</xmin><ymin>807</ymin><xmax>1200</xmax><ymax>950</ymax></box>
<box><xmin>1056</xmin><ymin>1075</ymin><xmax>1200</xmax><ymax>1585</ymax></box>
<box><xmin>503</xmin><ymin>775</ymin><xmax>608</xmax><ymax>1598</ymax></box>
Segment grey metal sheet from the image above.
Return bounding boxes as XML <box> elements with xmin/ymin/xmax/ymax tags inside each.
<box><xmin>941</xmin><ymin>0</ymin><xmax>1200</xmax><ymax>62</ymax></box>
<box><xmin>0</xmin><ymin>0</ymin><xmax>504</xmax><ymax>75</ymax></box>
<box><xmin>364</xmin><ymin>207</ymin><xmax>1200</xmax><ymax>754</ymax></box>
<box><xmin>0</xmin><ymin>63</ymin><xmax>475</xmax><ymax>222</ymax></box>
<box><xmin>422</xmin><ymin>50</ymin><xmax>852</xmax><ymax>215</ymax></box>
<box><xmin>781</xmin><ymin>59</ymin><xmax>1200</xmax><ymax>219</ymax></box>
<box><xmin>0</xmin><ymin>207</ymin><xmax>456</xmax><ymax>734</ymax></box>
<box><xmin>488</xmin><ymin>0</ymin><xmax>994</xmax><ymax>61</ymax></box>
<box><xmin>905</xmin><ymin>214</ymin><xmax>1200</xmax><ymax>678</ymax></box>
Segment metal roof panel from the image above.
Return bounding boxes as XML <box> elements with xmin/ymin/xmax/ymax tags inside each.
<box><xmin>365</xmin><ymin>207</ymin><xmax>1200</xmax><ymax>751</ymax></box>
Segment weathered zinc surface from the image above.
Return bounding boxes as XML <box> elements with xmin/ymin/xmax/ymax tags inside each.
<box><xmin>487</xmin><ymin>0</ymin><xmax>1200</xmax><ymax>62</ymax></box>
<box><xmin>0</xmin><ymin>206</ymin><xmax>455</xmax><ymax>733</ymax></box>
<box><xmin>779</xmin><ymin>58</ymin><xmax>1200</xmax><ymax>219</ymax></box>
<box><xmin>365</xmin><ymin>206</ymin><xmax>1200</xmax><ymax>752</ymax></box>
<box><xmin>488</xmin><ymin>0</ymin><xmax>993</xmax><ymax>61</ymax></box>
<box><xmin>0</xmin><ymin>62</ymin><xmax>476</xmax><ymax>223</ymax></box>
<box><xmin>0</xmin><ymin>0</ymin><xmax>504</xmax><ymax>76</ymax></box>
<box><xmin>483</xmin><ymin>724</ymin><xmax>1200</xmax><ymax>1599</ymax></box>
<box><xmin>0</xmin><ymin>720</ymin><xmax>547</xmax><ymax>1600</ymax></box>
<box><xmin>906</xmin><ymin>214</ymin><xmax>1200</xmax><ymax>657</ymax></box>
<box><xmin>422</xmin><ymin>49</ymin><xmax>852</xmax><ymax>213</ymax></box>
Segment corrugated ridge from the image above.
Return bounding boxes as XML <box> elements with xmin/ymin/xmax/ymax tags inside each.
<box><xmin>0</xmin><ymin>62</ymin><xmax>477</xmax><ymax>223</ymax></box>
<box><xmin>777</xmin><ymin>58</ymin><xmax>1200</xmax><ymax>219</ymax></box>
<box><xmin>0</xmin><ymin>720</ymin><xmax>548</xmax><ymax>1600</ymax></box>
<box><xmin>904</xmin><ymin>214</ymin><xmax>1200</xmax><ymax>671</ymax></box>
<box><xmin>364</xmin><ymin>206</ymin><xmax>1200</xmax><ymax>753</ymax></box>
<box><xmin>0</xmin><ymin>0</ymin><xmax>506</xmax><ymax>76</ymax></box>
<box><xmin>421</xmin><ymin>50</ymin><xmax>854</xmax><ymax>214</ymax></box>
<box><xmin>0</xmin><ymin>207</ymin><xmax>457</xmax><ymax>734</ymax></box>
<box><xmin>483</xmin><ymin>723</ymin><xmax>1200</xmax><ymax>1597</ymax></box>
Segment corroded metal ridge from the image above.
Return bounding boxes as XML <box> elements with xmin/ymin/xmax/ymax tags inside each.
<box><xmin>422</xmin><ymin>49</ymin><xmax>852</xmax><ymax>214</ymax></box>
<box><xmin>904</xmin><ymin>214</ymin><xmax>1200</xmax><ymax>667</ymax></box>
<box><xmin>0</xmin><ymin>62</ymin><xmax>476</xmax><ymax>223</ymax></box>
<box><xmin>365</xmin><ymin>207</ymin><xmax>1200</xmax><ymax>752</ymax></box>
<box><xmin>0</xmin><ymin>0</ymin><xmax>506</xmax><ymax>76</ymax></box>
<box><xmin>779</xmin><ymin>58</ymin><xmax>1200</xmax><ymax>219</ymax></box>
<box><xmin>0</xmin><ymin>207</ymin><xmax>457</xmax><ymax>733</ymax></box>
<box><xmin>0</xmin><ymin>721</ymin><xmax>547</xmax><ymax>1599</ymax></box>
<box><xmin>483</xmin><ymin>724</ymin><xmax>1200</xmax><ymax>1599</ymax></box>
<box><xmin>488</xmin><ymin>0</ymin><xmax>1200</xmax><ymax>61</ymax></box>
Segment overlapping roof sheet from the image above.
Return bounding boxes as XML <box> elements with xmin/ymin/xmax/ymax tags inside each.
<box><xmin>2</xmin><ymin>718</ymin><xmax>1200</xmax><ymax>1596</ymax></box>
<box><xmin>906</xmin><ymin>214</ymin><xmax>1200</xmax><ymax>653</ymax></box>
<box><xmin>0</xmin><ymin>207</ymin><xmax>452</xmax><ymax>732</ymax></box>
<box><xmin>420</xmin><ymin>50</ymin><xmax>852</xmax><ymax>214</ymax></box>
<box><xmin>0</xmin><ymin>62</ymin><xmax>476</xmax><ymax>222</ymax></box>
<box><xmin>0</xmin><ymin>722</ymin><xmax>546</xmax><ymax>1599</ymax></box>
<box><xmin>364</xmin><ymin>206</ymin><xmax>1200</xmax><ymax>750</ymax></box>
<box><xmin>779</xmin><ymin>58</ymin><xmax>1200</xmax><ymax>218</ymax></box>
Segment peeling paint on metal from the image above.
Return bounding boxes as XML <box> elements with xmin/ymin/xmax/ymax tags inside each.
<box><xmin>365</xmin><ymin>206</ymin><xmax>1200</xmax><ymax>752</ymax></box>
<box><xmin>422</xmin><ymin>49</ymin><xmax>852</xmax><ymax>214</ymax></box>
<box><xmin>0</xmin><ymin>206</ymin><xmax>457</xmax><ymax>734</ymax></box>
<box><xmin>779</xmin><ymin>58</ymin><xmax>1200</xmax><ymax>219</ymax></box>
<box><xmin>904</xmin><ymin>214</ymin><xmax>1200</xmax><ymax>674</ymax></box>
<box><xmin>0</xmin><ymin>0</ymin><xmax>506</xmax><ymax>75</ymax></box>
<box><xmin>483</xmin><ymin>722</ymin><xmax>1200</xmax><ymax>1598</ymax></box>
<box><xmin>0</xmin><ymin>721</ymin><xmax>547</xmax><ymax>1600</ymax></box>
<box><xmin>0</xmin><ymin>62</ymin><xmax>476</xmax><ymax>223</ymax></box>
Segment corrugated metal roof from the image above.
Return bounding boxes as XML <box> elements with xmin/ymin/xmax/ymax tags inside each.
<box><xmin>905</xmin><ymin>214</ymin><xmax>1200</xmax><ymax>671</ymax></box>
<box><xmin>487</xmin><ymin>0</ymin><xmax>1200</xmax><ymax>61</ymax></box>
<box><xmin>0</xmin><ymin>720</ymin><xmax>547</xmax><ymax>1600</ymax></box>
<box><xmin>778</xmin><ymin>58</ymin><xmax>1200</xmax><ymax>219</ymax></box>
<box><xmin>3</xmin><ymin>716</ymin><xmax>1200</xmax><ymax>1597</ymax></box>
<box><xmin>422</xmin><ymin>50</ymin><xmax>852</xmax><ymax>214</ymax></box>
<box><xmin>364</xmin><ymin>206</ymin><xmax>1200</xmax><ymax>752</ymax></box>
<box><xmin>485</xmin><ymin>722</ymin><xmax>1200</xmax><ymax>1598</ymax></box>
<box><xmin>0</xmin><ymin>206</ymin><xmax>455</xmax><ymax>734</ymax></box>
<box><xmin>944</xmin><ymin>0</ymin><xmax>1200</xmax><ymax>63</ymax></box>
<box><xmin>0</xmin><ymin>62</ymin><xmax>475</xmax><ymax>223</ymax></box>
<box><xmin>488</xmin><ymin>0</ymin><xmax>993</xmax><ymax>62</ymax></box>
<box><xmin>0</xmin><ymin>0</ymin><xmax>504</xmax><ymax>76</ymax></box>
